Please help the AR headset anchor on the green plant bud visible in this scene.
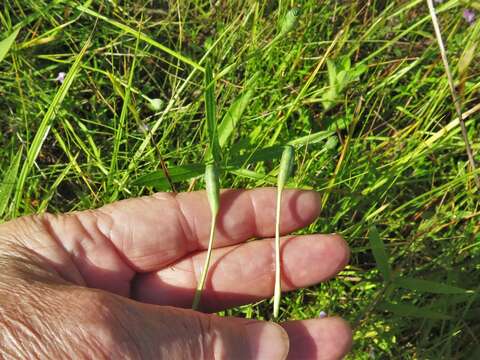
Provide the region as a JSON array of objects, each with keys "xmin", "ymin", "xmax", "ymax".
[
  {"xmin": 205, "ymin": 163, "xmax": 220, "ymax": 216},
  {"xmin": 279, "ymin": 8, "xmax": 301, "ymax": 35},
  {"xmin": 277, "ymin": 145, "xmax": 295, "ymax": 190}
]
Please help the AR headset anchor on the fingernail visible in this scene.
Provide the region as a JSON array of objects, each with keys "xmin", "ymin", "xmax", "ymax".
[{"xmin": 245, "ymin": 321, "xmax": 289, "ymax": 360}]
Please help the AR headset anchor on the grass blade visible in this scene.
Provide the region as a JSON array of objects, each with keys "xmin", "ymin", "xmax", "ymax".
[
  {"xmin": 269, "ymin": 29, "xmax": 344, "ymax": 145},
  {"xmin": 368, "ymin": 226, "xmax": 392, "ymax": 282},
  {"xmin": 0, "ymin": 27, "xmax": 20, "ymax": 64},
  {"xmin": 12, "ymin": 36, "xmax": 91, "ymax": 215},
  {"xmin": 109, "ymin": 23, "xmax": 141, "ymax": 193},
  {"xmin": 273, "ymin": 145, "xmax": 295, "ymax": 319},
  {"xmin": 76, "ymin": 5, "xmax": 203, "ymax": 71},
  {"xmin": 0, "ymin": 149, "xmax": 23, "ymax": 219}
]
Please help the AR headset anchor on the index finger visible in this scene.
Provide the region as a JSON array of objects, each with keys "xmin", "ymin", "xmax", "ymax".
[{"xmin": 94, "ymin": 188, "xmax": 320, "ymax": 271}]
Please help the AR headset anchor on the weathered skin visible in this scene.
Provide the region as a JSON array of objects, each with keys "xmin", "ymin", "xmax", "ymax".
[{"xmin": 0, "ymin": 189, "xmax": 352, "ymax": 359}]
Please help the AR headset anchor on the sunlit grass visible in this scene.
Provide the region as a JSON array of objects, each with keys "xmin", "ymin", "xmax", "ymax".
[{"xmin": 1, "ymin": 0, "xmax": 479, "ymax": 357}]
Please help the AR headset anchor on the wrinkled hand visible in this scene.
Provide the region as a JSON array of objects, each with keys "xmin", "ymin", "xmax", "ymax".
[{"xmin": 0, "ymin": 188, "xmax": 351, "ymax": 359}]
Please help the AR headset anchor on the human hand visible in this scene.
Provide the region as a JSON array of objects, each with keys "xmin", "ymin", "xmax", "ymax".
[{"xmin": 0, "ymin": 188, "xmax": 351, "ymax": 359}]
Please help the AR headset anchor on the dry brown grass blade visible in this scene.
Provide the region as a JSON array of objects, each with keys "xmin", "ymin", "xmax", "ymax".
[{"xmin": 426, "ymin": 0, "xmax": 480, "ymax": 189}]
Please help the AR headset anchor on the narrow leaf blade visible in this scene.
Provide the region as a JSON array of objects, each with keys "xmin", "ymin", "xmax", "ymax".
[{"xmin": 368, "ymin": 226, "xmax": 392, "ymax": 281}]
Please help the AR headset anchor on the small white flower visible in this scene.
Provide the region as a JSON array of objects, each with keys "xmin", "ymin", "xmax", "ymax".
[
  {"xmin": 319, "ymin": 311, "xmax": 327, "ymax": 318},
  {"xmin": 55, "ymin": 72, "xmax": 66, "ymax": 84}
]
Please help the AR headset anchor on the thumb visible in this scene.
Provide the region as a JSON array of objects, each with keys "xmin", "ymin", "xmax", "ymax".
[{"xmin": 127, "ymin": 301, "xmax": 289, "ymax": 359}]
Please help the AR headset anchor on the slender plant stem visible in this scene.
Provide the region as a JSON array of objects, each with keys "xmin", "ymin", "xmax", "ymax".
[
  {"xmin": 426, "ymin": 0, "xmax": 480, "ymax": 189},
  {"xmin": 273, "ymin": 145, "xmax": 294, "ymax": 319},
  {"xmin": 192, "ymin": 164, "xmax": 220, "ymax": 310},
  {"xmin": 192, "ymin": 216, "xmax": 217, "ymax": 310},
  {"xmin": 273, "ymin": 186, "xmax": 283, "ymax": 319}
]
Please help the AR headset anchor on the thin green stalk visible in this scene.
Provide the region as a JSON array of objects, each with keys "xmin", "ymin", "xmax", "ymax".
[
  {"xmin": 192, "ymin": 163, "xmax": 220, "ymax": 310},
  {"xmin": 273, "ymin": 145, "xmax": 295, "ymax": 319},
  {"xmin": 273, "ymin": 186, "xmax": 283, "ymax": 319}
]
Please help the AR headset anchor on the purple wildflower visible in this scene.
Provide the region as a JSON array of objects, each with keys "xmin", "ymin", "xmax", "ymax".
[
  {"xmin": 463, "ymin": 9, "xmax": 476, "ymax": 24},
  {"xmin": 55, "ymin": 72, "xmax": 66, "ymax": 84},
  {"xmin": 319, "ymin": 311, "xmax": 327, "ymax": 319}
]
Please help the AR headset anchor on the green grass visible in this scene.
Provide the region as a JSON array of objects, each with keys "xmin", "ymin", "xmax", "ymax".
[{"xmin": 1, "ymin": 0, "xmax": 480, "ymax": 358}]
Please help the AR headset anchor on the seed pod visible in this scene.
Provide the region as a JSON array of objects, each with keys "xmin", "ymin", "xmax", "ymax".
[
  {"xmin": 277, "ymin": 145, "xmax": 295, "ymax": 190},
  {"xmin": 279, "ymin": 8, "xmax": 301, "ymax": 36},
  {"xmin": 205, "ymin": 163, "xmax": 220, "ymax": 216}
]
